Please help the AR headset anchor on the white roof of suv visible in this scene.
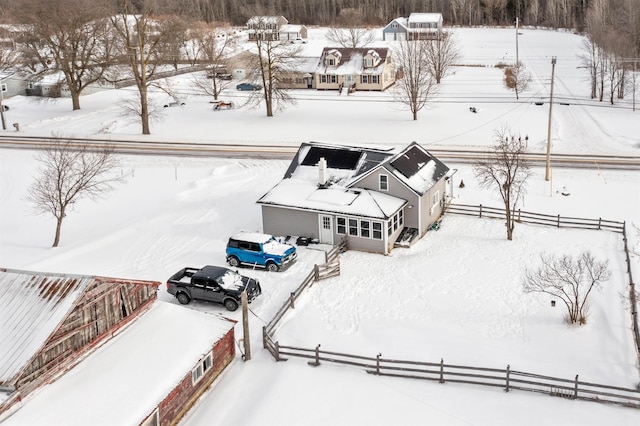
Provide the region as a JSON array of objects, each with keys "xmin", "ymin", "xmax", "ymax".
[{"xmin": 231, "ymin": 232, "xmax": 275, "ymax": 244}]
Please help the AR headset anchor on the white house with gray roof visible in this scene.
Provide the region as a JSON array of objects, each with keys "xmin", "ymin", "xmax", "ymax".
[
  {"xmin": 257, "ymin": 141, "xmax": 451, "ymax": 254},
  {"xmin": 383, "ymin": 13, "xmax": 443, "ymax": 41}
]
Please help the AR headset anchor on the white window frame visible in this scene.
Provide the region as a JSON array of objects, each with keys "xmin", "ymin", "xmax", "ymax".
[
  {"xmin": 348, "ymin": 218, "xmax": 358, "ymax": 236},
  {"xmin": 360, "ymin": 220, "xmax": 370, "ymax": 238},
  {"xmin": 372, "ymin": 75, "xmax": 379, "ymax": 84},
  {"xmin": 372, "ymin": 222, "xmax": 383, "ymax": 240},
  {"xmin": 379, "ymin": 174, "xmax": 388, "ymax": 191},
  {"xmin": 364, "ymin": 58, "xmax": 373, "ymax": 67},
  {"xmin": 320, "ymin": 75, "xmax": 327, "ymax": 83},
  {"xmin": 191, "ymin": 352, "xmax": 213, "ymax": 385},
  {"xmin": 328, "ymin": 58, "xmax": 335, "ymax": 66},
  {"xmin": 336, "ymin": 217, "xmax": 346, "ymax": 234},
  {"xmin": 432, "ymin": 190, "xmax": 440, "ymax": 206}
]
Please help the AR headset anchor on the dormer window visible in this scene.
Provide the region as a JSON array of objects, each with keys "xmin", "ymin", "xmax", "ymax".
[
  {"xmin": 328, "ymin": 58, "xmax": 335, "ymax": 66},
  {"xmin": 364, "ymin": 58, "xmax": 373, "ymax": 67}
]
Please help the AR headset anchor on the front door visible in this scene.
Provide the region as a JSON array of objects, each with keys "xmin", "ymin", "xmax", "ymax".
[
  {"xmin": 344, "ymin": 75, "xmax": 354, "ymax": 86},
  {"xmin": 319, "ymin": 215, "xmax": 334, "ymax": 244}
]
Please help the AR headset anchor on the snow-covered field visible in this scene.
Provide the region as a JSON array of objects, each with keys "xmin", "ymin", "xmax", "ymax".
[{"xmin": 0, "ymin": 27, "xmax": 639, "ymax": 425}]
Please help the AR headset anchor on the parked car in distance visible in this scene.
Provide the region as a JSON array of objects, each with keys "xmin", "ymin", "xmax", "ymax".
[
  {"xmin": 166, "ymin": 265, "xmax": 261, "ymax": 311},
  {"xmin": 226, "ymin": 232, "xmax": 297, "ymax": 272},
  {"xmin": 163, "ymin": 100, "xmax": 185, "ymax": 107},
  {"xmin": 236, "ymin": 82, "xmax": 262, "ymax": 91},
  {"xmin": 290, "ymin": 37, "xmax": 307, "ymax": 44}
]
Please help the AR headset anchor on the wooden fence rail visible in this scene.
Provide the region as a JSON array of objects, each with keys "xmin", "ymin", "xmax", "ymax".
[
  {"xmin": 445, "ymin": 203, "xmax": 625, "ymax": 233},
  {"xmin": 261, "ymin": 209, "xmax": 639, "ymax": 409},
  {"xmin": 263, "ymin": 342, "xmax": 640, "ymax": 408}
]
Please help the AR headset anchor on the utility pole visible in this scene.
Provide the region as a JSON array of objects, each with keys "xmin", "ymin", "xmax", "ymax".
[
  {"xmin": 241, "ymin": 290, "xmax": 251, "ymax": 361},
  {"xmin": 545, "ymin": 57, "xmax": 557, "ymax": 182},
  {"xmin": 515, "ymin": 17, "xmax": 519, "ymax": 66}
]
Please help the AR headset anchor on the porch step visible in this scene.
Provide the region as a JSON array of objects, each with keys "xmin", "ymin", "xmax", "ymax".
[{"xmin": 394, "ymin": 227, "xmax": 419, "ymax": 248}]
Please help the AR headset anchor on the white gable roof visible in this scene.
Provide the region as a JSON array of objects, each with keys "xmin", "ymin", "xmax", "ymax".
[{"xmin": 2, "ymin": 302, "xmax": 234, "ymax": 426}]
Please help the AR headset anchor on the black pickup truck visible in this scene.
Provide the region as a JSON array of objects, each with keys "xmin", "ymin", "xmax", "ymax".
[{"xmin": 166, "ymin": 265, "xmax": 261, "ymax": 311}]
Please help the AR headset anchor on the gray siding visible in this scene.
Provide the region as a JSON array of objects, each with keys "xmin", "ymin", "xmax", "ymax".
[
  {"xmin": 351, "ymin": 168, "xmax": 420, "ymax": 229},
  {"xmin": 419, "ymin": 178, "xmax": 447, "ymax": 236},
  {"xmin": 261, "ymin": 205, "xmax": 319, "ymax": 238}
]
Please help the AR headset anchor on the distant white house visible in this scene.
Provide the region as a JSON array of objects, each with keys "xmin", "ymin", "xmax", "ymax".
[
  {"xmin": 315, "ymin": 47, "xmax": 396, "ymax": 92},
  {"xmin": 383, "ymin": 13, "xmax": 444, "ymax": 41}
]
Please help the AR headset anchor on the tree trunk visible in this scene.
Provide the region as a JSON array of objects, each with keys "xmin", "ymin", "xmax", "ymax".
[
  {"xmin": 70, "ymin": 85, "xmax": 81, "ymax": 111},
  {"xmin": 266, "ymin": 99, "xmax": 273, "ymax": 117},
  {"xmin": 53, "ymin": 215, "xmax": 63, "ymax": 247},
  {"xmin": 140, "ymin": 86, "xmax": 150, "ymax": 135}
]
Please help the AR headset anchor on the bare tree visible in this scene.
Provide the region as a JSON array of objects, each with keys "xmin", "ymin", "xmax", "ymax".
[
  {"xmin": 17, "ymin": 0, "xmax": 113, "ymax": 111},
  {"xmin": 504, "ymin": 62, "xmax": 532, "ymax": 99},
  {"xmin": 325, "ymin": 8, "xmax": 375, "ymax": 48},
  {"xmin": 109, "ymin": 0, "xmax": 186, "ymax": 134},
  {"xmin": 523, "ymin": 252, "xmax": 611, "ymax": 325},
  {"xmin": 424, "ymin": 33, "xmax": 461, "ymax": 84},
  {"xmin": 246, "ymin": 19, "xmax": 303, "ymax": 117},
  {"xmin": 474, "ymin": 127, "xmax": 533, "ymax": 240},
  {"xmin": 190, "ymin": 22, "xmax": 237, "ymax": 101},
  {"xmin": 392, "ymin": 39, "xmax": 436, "ymax": 121},
  {"xmin": 26, "ymin": 139, "xmax": 121, "ymax": 247},
  {"xmin": 0, "ymin": 42, "xmax": 19, "ymax": 130}
]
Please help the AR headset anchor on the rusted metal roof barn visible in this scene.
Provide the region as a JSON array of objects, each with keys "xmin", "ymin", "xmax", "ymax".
[
  {"xmin": 1, "ymin": 301, "xmax": 237, "ymax": 426},
  {"xmin": 0, "ymin": 268, "xmax": 159, "ymax": 417}
]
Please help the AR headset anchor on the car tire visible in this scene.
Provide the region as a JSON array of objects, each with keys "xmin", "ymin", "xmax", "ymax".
[
  {"xmin": 228, "ymin": 256, "xmax": 240, "ymax": 267},
  {"xmin": 177, "ymin": 292, "xmax": 190, "ymax": 305},
  {"xmin": 267, "ymin": 261, "xmax": 280, "ymax": 272},
  {"xmin": 224, "ymin": 298, "xmax": 239, "ymax": 311}
]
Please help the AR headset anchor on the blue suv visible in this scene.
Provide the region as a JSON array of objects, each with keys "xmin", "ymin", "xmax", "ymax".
[{"xmin": 226, "ymin": 232, "xmax": 297, "ymax": 272}]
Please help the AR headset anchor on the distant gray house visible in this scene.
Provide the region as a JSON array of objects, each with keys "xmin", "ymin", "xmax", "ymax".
[
  {"xmin": 383, "ymin": 13, "xmax": 444, "ymax": 41},
  {"xmin": 257, "ymin": 141, "xmax": 451, "ymax": 254}
]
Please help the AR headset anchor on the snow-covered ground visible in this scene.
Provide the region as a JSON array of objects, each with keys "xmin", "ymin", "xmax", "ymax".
[{"xmin": 0, "ymin": 27, "xmax": 639, "ymax": 425}]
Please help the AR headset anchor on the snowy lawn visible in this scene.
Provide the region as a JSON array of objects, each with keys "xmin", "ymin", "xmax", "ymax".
[{"xmin": 0, "ymin": 26, "xmax": 639, "ymax": 426}]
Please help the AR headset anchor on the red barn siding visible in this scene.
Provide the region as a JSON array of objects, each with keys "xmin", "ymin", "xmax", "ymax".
[{"xmin": 153, "ymin": 328, "xmax": 236, "ymax": 426}]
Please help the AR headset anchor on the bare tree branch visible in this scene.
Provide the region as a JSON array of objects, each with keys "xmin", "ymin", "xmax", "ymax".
[
  {"xmin": 392, "ymin": 39, "xmax": 436, "ymax": 121},
  {"xmin": 26, "ymin": 138, "xmax": 122, "ymax": 247},
  {"xmin": 474, "ymin": 126, "xmax": 533, "ymax": 240},
  {"xmin": 523, "ymin": 251, "xmax": 611, "ymax": 324}
]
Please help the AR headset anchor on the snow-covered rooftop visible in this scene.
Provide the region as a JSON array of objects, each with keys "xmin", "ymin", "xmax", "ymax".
[
  {"xmin": 0, "ymin": 269, "xmax": 92, "ymax": 384},
  {"xmin": 258, "ymin": 177, "xmax": 406, "ymax": 219},
  {"xmin": 408, "ymin": 13, "xmax": 443, "ymax": 24},
  {"xmin": 2, "ymin": 301, "xmax": 235, "ymax": 426}
]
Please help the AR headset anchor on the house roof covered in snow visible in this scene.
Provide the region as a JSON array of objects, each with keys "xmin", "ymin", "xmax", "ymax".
[
  {"xmin": 316, "ymin": 47, "xmax": 390, "ymax": 76},
  {"xmin": 280, "ymin": 24, "xmax": 305, "ymax": 33},
  {"xmin": 258, "ymin": 142, "xmax": 408, "ymax": 219},
  {"xmin": 382, "ymin": 142, "xmax": 450, "ymax": 195},
  {"xmin": 408, "ymin": 13, "xmax": 443, "ymax": 24},
  {"xmin": 247, "ymin": 15, "xmax": 287, "ymax": 26},
  {"xmin": 1, "ymin": 301, "xmax": 235, "ymax": 426},
  {"xmin": 257, "ymin": 178, "xmax": 406, "ymax": 219}
]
